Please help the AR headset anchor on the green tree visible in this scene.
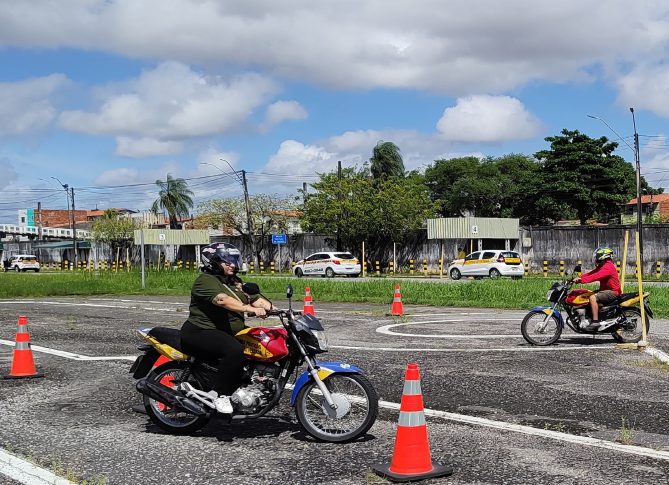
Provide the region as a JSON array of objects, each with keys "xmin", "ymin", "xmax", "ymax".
[
  {"xmin": 195, "ymin": 194, "xmax": 298, "ymax": 263},
  {"xmin": 370, "ymin": 141, "xmax": 405, "ymax": 180},
  {"xmin": 91, "ymin": 212, "xmax": 137, "ymax": 260},
  {"xmin": 151, "ymin": 174, "xmax": 194, "ymax": 229},
  {"xmin": 424, "ymin": 155, "xmax": 540, "ymax": 220},
  {"xmin": 534, "ymin": 129, "xmax": 638, "ymax": 224},
  {"xmin": 301, "ymin": 167, "xmax": 436, "ymax": 258}
]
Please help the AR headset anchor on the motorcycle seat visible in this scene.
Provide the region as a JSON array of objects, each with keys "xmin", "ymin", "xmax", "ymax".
[
  {"xmin": 148, "ymin": 327, "xmax": 183, "ymax": 352},
  {"xmin": 615, "ymin": 293, "xmax": 640, "ymax": 304}
]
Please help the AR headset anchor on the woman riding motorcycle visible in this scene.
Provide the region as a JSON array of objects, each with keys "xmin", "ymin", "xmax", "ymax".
[
  {"xmin": 572, "ymin": 246, "xmax": 621, "ymax": 330},
  {"xmin": 180, "ymin": 243, "xmax": 273, "ymax": 414}
]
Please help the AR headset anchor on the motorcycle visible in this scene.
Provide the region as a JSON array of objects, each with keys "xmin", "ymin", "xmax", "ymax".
[
  {"xmin": 521, "ymin": 266, "xmax": 651, "ymax": 346},
  {"xmin": 130, "ymin": 283, "xmax": 378, "ymax": 442}
]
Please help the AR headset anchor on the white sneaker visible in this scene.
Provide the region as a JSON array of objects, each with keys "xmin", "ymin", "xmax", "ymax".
[{"xmin": 214, "ymin": 395, "xmax": 233, "ymax": 414}]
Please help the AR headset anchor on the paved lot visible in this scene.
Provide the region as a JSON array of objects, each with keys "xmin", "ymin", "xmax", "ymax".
[{"xmin": 1, "ymin": 296, "xmax": 669, "ymax": 484}]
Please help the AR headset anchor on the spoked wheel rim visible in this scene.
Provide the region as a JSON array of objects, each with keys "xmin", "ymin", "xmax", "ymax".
[
  {"xmin": 614, "ymin": 308, "xmax": 646, "ymax": 342},
  {"xmin": 522, "ymin": 312, "xmax": 560, "ymax": 345},
  {"xmin": 146, "ymin": 367, "xmax": 202, "ymax": 429},
  {"xmin": 298, "ymin": 375, "xmax": 371, "ymax": 439}
]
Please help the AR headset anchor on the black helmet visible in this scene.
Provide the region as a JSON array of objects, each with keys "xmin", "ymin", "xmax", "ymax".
[{"xmin": 201, "ymin": 242, "xmax": 242, "ymax": 274}]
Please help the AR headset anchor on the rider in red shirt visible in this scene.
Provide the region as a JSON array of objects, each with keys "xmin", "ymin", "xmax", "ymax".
[{"xmin": 572, "ymin": 247, "xmax": 621, "ymax": 330}]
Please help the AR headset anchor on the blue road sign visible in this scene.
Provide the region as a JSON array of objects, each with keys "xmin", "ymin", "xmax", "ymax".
[{"xmin": 272, "ymin": 233, "xmax": 287, "ymax": 244}]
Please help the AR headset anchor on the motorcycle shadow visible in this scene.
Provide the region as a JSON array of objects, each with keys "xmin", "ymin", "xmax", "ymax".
[{"xmin": 554, "ymin": 335, "xmax": 616, "ymax": 345}]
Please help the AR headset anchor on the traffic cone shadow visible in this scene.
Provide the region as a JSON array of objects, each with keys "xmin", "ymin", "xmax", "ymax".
[
  {"xmin": 3, "ymin": 315, "xmax": 44, "ymax": 379},
  {"xmin": 390, "ymin": 284, "xmax": 404, "ymax": 316},
  {"xmin": 373, "ymin": 363, "xmax": 453, "ymax": 482},
  {"xmin": 303, "ymin": 287, "xmax": 315, "ymax": 315}
]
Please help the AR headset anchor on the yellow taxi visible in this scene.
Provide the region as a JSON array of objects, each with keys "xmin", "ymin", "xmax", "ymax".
[{"xmin": 448, "ymin": 250, "xmax": 522, "ymax": 280}]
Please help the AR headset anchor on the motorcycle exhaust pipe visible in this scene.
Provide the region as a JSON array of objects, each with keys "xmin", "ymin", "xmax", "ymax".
[{"xmin": 136, "ymin": 378, "xmax": 208, "ymax": 416}]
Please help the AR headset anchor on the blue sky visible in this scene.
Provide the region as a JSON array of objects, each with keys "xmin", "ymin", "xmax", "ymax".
[{"xmin": 2, "ymin": 0, "xmax": 669, "ymax": 223}]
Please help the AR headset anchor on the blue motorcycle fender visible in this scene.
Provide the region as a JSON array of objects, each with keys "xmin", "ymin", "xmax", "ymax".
[
  {"xmin": 529, "ymin": 306, "xmax": 564, "ymax": 326},
  {"xmin": 290, "ymin": 361, "xmax": 362, "ymax": 406}
]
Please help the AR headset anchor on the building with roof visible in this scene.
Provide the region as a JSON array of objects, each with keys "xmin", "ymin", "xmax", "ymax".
[{"xmin": 621, "ymin": 194, "xmax": 669, "ymax": 223}]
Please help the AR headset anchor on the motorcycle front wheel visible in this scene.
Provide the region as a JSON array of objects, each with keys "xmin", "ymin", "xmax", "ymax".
[
  {"xmin": 295, "ymin": 373, "xmax": 378, "ymax": 443},
  {"xmin": 612, "ymin": 308, "xmax": 650, "ymax": 343},
  {"xmin": 521, "ymin": 311, "xmax": 562, "ymax": 346},
  {"xmin": 143, "ymin": 361, "xmax": 210, "ymax": 435}
]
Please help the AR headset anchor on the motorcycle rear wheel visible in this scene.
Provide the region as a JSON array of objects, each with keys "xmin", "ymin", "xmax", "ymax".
[
  {"xmin": 611, "ymin": 308, "xmax": 650, "ymax": 343},
  {"xmin": 521, "ymin": 311, "xmax": 562, "ymax": 346},
  {"xmin": 143, "ymin": 361, "xmax": 210, "ymax": 435},
  {"xmin": 295, "ymin": 373, "xmax": 378, "ymax": 443}
]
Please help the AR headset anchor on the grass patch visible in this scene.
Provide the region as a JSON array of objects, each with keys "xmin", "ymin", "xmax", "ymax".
[
  {"xmin": 626, "ymin": 358, "xmax": 669, "ymax": 373},
  {"xmin": 619, "ymin": 416, "xmax": 635, "ymax": 445},
  {"xmin": 1, "ymin": 271, "xmax": 669, "ymax": 317}
]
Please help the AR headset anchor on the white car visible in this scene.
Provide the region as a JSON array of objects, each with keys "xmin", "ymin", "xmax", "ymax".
[
  {"xmin": 9, "ymin": 255, "xmax": 41, "ymax": 272},
  {"xmin": 294, "ymin": 252, "xmax": 361, "ymax": 278},
  {"xmin": 448, "ymin": 250, "xmax": 523, "ymax": 280}
]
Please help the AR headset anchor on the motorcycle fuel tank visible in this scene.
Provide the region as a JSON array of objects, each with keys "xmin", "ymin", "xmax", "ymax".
[{"xmin": 235, "ymin": 327, "xmax": 289, "ymax": 362}]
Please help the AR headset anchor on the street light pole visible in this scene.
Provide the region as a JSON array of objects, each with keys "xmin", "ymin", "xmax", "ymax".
[{"xmin": 587, "ymin": 114, "xmax": 642, "ymax": 264}]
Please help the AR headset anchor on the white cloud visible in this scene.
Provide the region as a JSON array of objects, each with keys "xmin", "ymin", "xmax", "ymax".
[
  {"xmin": 617, "ymin": 65, "xmax": 669, "ymax": 118},
  {"xmin": 0, "ymin": 74, "xmax": 70, "ymax": 135},
  {"xmin": 262, "ymin": 100, "xmax": 308, "ymax": 130},
  {"xmin": 59, "ymin": 61, "xmax": 277, "ymax": 139},
  {"xmin": 115, "ymin": 137, "xmax": 183, "ymax": 158},
  {"xmin": 437, "ymin": 95, "xmax": 543, "ymax": 143},
  {"xmin": 2, "ymin": 1, "xmax": 668, "ymax": 93},
  {"xmin": 265, "ymin": 140, "xmax": 337, "ymax": 175}
]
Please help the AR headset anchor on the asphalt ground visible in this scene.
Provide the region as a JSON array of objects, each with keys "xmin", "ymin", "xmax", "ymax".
[{"xmin": 0, "ymin": 296, "xmax": 668, "ymax": 485}]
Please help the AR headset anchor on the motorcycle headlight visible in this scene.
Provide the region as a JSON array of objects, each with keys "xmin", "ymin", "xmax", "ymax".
[
  {"xmin": 546, "ymin": 289, "xmax": 553, "ymax": 301},
  {"xmin": 312, "ymin": 329, "xmax": 329, "ymax": 352}
]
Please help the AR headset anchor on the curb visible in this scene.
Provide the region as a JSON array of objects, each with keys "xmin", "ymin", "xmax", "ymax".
[{"xmin": 645, "ymin": 347, "xmax": 669, "ymax": 365}]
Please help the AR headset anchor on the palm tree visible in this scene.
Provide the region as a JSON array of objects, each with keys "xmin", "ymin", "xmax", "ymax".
[
  {"xmin": 370, "ymin": 141, "xmax": 405, "ymax": 180},
  {"xmin": 151, "ymin": 174, "xmax": 194, "ymax": 229}
]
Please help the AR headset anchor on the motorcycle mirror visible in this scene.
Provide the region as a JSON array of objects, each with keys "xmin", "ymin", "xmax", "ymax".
[
  {"xmin": 286, "ymin": 284, "xmax": 293, "ymax": 299},
  {"xmin": 573, "ymin": 264, "xmax": 582, "ymax": 273},
  {"xmin": 242, "ymin": 282, "xmax": 260, "ymax": 295}
]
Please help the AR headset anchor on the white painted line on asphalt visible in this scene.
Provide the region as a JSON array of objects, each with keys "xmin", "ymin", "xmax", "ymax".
[
  {"xmin": 332, "ymin": 344, "xmax": 615, "ymax": 352},
  {"xmin": 377, "ymin": 319, "xmax": 521, "ymax": 339},
  {"xmin": 0, "ymin": 447, "xmax": 75, "ymax": 485},
  {"xmin": 0, "ymin": 300, "xmax": 182, "ymax": 312},
  {"xmin": 646, "ymin": 347, "xmax": 669, "ymax": 365},
  {"xmin": 379, "ymin": 400, "xmax": 669, "ymax": 462},
  {"xmin": 0, "ymin": 340, "xmax": 136, "ymax": 361}
]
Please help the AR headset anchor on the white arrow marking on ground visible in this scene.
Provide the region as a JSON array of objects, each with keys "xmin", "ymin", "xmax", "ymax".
[{"xmin": 0, "ymin": 340, "xmax": 136, "ymax": 361}]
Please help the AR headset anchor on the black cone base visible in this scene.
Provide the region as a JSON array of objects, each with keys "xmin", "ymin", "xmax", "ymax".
[{"xmin": 372, "ymin": 462, "xmax": 453, "ymax": 483}]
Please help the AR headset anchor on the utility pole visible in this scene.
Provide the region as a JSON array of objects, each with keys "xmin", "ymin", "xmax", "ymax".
[
  {"xmin": 241, "ymin": 169, "xmax": 256, "ymax": 266},
  {"xmin": 37, "ymin": 202, "xmax": 42, "ymax": 240},
  {"xmin": 70, "ymin": 186, "xmax": 78, "ymax": 269},
  {"xmin": 630, "ymin": 107, "xmax": 643, "ymax": 267},
  {"xmin": 336, "ymin": 160, "xmax": 342, "ymax": 251}
]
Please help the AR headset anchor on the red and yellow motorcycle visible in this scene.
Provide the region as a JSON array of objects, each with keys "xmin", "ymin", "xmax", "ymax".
[
  {"xmin": 131, "ymin": 284, "xmax": 378, "ymax": 442},
  {"xmin": 521, "ymin": 270, "xmax": 651, "ymax": 346}
]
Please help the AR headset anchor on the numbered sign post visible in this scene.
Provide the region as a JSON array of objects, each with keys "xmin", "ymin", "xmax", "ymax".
[{"xmin": 272, "ymin": 233, "xmax": 288, "ymax": 273}]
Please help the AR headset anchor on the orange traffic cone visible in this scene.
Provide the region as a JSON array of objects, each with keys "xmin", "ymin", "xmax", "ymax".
[
  {"xmin": 3, "ymin": 316, "xmax": 44, "ymax": 379},
  {"xmin": 303, "ymin": 287, "xmax": 315, "ymax": 315},
  {"xmin": 390, "ymin": 284, "xmax": 404, "ymax": 316},
  {"xmin": 373, "ymin": 363, "xmax": 452, "ymax": 482}
]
